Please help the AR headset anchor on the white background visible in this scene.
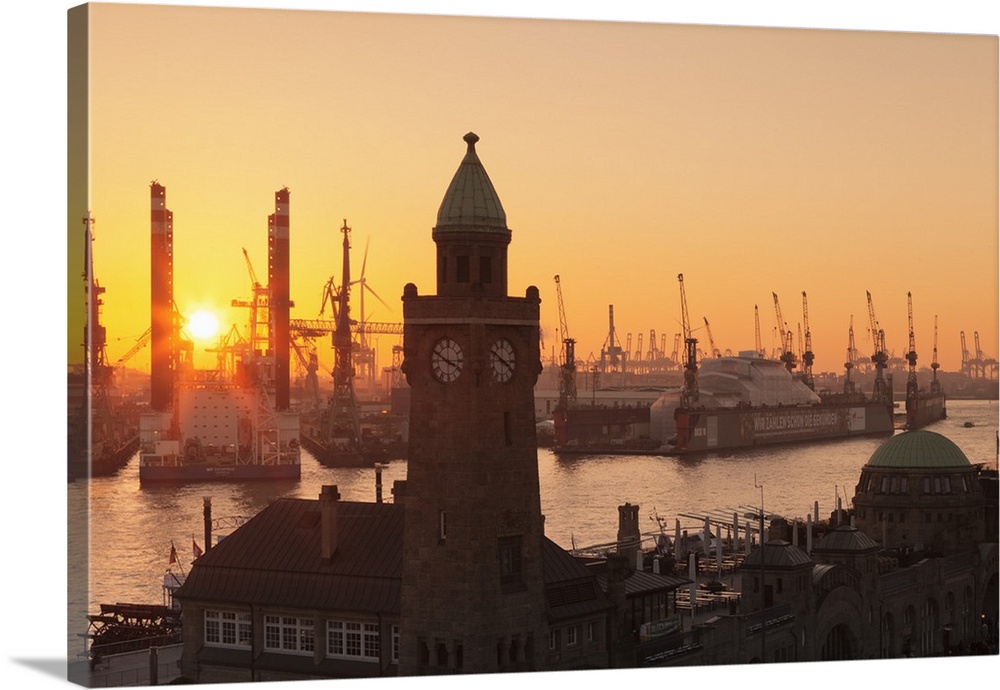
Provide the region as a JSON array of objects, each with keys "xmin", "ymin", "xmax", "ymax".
[{"xmin": 2, "ymin": 1, "xmax": 997, "ymax": 689}]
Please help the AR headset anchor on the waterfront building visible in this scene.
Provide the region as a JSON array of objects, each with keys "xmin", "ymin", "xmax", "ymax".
[
  {"xmin": 172, "ymin": 132, "xmax": 998, "ymax": 682},
  {"xmin": 652, "ymin": 430, "xmax": 998, "ymax": 666}
]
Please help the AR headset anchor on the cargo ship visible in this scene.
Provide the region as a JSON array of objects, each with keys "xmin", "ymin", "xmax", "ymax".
[
  {"xmin": 655, "ymin": 355, "xmax": 895, "ymax": 453},
  {"xmin": 553, "ymin": 354, "xmax": 895, "ymax": 455},
  {"xmin": 139, "ymin": 372, "xmax": 301, "ymax": 482}
]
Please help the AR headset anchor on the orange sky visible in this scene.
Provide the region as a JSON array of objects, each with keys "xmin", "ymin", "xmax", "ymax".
[{"xmin": 70, "ymin": 2, "xmax": 998, "ymax": 377}]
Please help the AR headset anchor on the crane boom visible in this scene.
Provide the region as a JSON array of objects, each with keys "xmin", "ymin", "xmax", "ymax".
[
  {"xmin": 703, "ymin": 317, "xmax": 720, "ymax": 358},
  {"xmin": 866, "ymin": 291, "xmax": 891, "ymax": 404},
  {"xmin": 772, "ymin": 292, "xmax": 796, "ymax": 372},
  {"xmin": 754, "ymin": 305, "xmax": 764, "ymax": 358},
  {"xmin": 906, "ymin": 292, "xmax": 918, "ymax": 400},
  {"xmin": 930, "ymin": 315, "xmax": 941, "ymax": 393},
  {"xmin": 801, "ymin": 291, "xmax": 814, "ymax": 389},
  {"xmin": 678, "ymin": 274, "xmax": 698, "ymax": 399},
  {"xmin": 553, "ymin": 275, "xmax": 577, "ymax": 408}
]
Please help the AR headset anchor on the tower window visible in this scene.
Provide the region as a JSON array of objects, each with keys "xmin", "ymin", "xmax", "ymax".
[
  {"xmin": 480, "ymin": 255, "xmax": 492, "ymax": 283},
  {"xmin": 439, "ymin": 510, "xmax": 447, "ymax": 542},
  {"xmin": 456, "ymin": 255, "xmax": 470, "ymax": 283},
  {"xmin": 499, "ymin": 535, "xmax": 524, "ymax": 591},
  {"xmin": 439, "ymin": 255, "xmax": 447, "ymax": 284},
  {"xmin": 504, "ymin": 412, "xmax": 513, "ymax": 446}
]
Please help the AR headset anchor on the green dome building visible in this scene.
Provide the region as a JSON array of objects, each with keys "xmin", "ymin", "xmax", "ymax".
[{"xmin": 853, "ymin": 430, "xmax": 986, "ymax": 554}]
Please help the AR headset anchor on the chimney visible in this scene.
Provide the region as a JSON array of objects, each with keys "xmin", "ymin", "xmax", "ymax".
[
  {"xmin": 203, "ymin": 496, "xmax": 212, "ymax": 553},
  {"xmin": 320, "ymin": 485, "xmax": 341, "ymax": 561},
  {"xmin": 616, "ymin": 503, "xmax": 641, "ymax": 567},
  {"xmin": 392, "ymin": 480, "xmax": 406, "ymax": 507}
]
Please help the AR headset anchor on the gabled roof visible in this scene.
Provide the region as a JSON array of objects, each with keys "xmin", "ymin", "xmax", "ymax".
[
  {"xmin": 740, "ymin": 540, "xmax": 813, "ymax": 569},
  {"xmin": 175, "ymin": 498, "xmax": 404, "ymax": 614},
  {"xmin": 594, "ymin": 568, "xmax": 691, "ymax": 598},
  {"xmin": 176, "ymin": 495, "xmax": 610, "ymax": 620},
  {"xmin": 435, "ymin": 132, "xmax": 508, "ymax": 232}
]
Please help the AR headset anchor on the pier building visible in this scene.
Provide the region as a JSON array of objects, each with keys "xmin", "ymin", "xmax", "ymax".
[{"xmin": 170, "ymin": 134, "xmax": 998, "ymax": 683}]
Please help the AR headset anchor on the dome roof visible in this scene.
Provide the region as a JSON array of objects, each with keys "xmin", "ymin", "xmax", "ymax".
[
  {"xmin": 813, "ymin": 525, "xmax": 879, "ymax": 553},
  {"xmin": 435, "ymin": 132, "xmax": 508, "ymax": 232},
  {"xmin": 866, "ymin": 430, "xmax": 971, "ymax": 470}
]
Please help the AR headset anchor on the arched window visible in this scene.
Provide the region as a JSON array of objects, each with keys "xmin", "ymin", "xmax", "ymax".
[{"xmin": 882, "ymin": 612, "xmax": 895, "ymax": 658}]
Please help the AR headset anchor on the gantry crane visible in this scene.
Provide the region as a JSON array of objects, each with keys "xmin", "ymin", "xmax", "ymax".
[
  {"xmin": 866, "ymin": 291, "xmax": 891, "ymax": 404},
  {"xmin": 553, "ymin": 275, "xmax": 577, "ymax": 410},
  {"xmin": 960, "ymin": 331, "xmax": 971, "ymax": 377},
  {"xmin": 678, "ymin": 274, "xmax": 698, "ymax": 400},
  {"xmin": 974, "ymin": 332, "xmax": 986, "ymax": 379},
  {"xmin": 772, "ymin": 292, "xmax": 796, "ymax": 373},
  {"xmin": 801, "ymin": 292, "xmax": 814, "ymax": 390}
]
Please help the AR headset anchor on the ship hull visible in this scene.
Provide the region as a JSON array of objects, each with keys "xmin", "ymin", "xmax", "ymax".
[
  {"xmin": 905, "ymin": 391, "xmax": 947, "ymax": 430},
  {"xmin": 673, "ymin": 401, "xmax": 894, "ymax": 453},
  {"xmin": 139, "ymin": 461, "xmax": 300, "ymax": 482}
]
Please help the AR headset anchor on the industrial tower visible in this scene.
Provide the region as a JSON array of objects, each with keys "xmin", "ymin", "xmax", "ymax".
[{"xmin": 149, "ymin": 182, "xmax": 176, "ymax": 412}]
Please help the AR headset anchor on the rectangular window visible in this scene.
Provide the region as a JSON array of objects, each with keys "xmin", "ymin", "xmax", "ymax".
[
  {"xmin": 264, "ymin": 615, "xmax": 313, "ymax": 655},
  {"xmin": 480, "ymin": 255, "xmax": 492, "ymax": 283},
  {"xmin": 566, "ymin": 626, "xmax": 578, "ymax": 646},
  {"xmin": 587, "ymin": 622, "xmax": 594, "ymax": 643},
  {"xmin": 504, "ymin": 412, "xmax": 513, "ymax": 446},
  {"xmin": 439, "ymin": 510, "xmax": 447, "ymax": 541},
  {"xmin": 204, "ymin": 610, "xmax": 251, "ymax": 649},
  {"xmin": 439, "ymin": 255, "xmax": 447, "ymax": 284},
  {"xmin": 499, "ymin": 536, "xmax": 524, "ymax": 590},
  {"xmin": 549, "ymin": 630, "xmax": 558, "ymax": 651},
  {"xmin": 392, "ymin": 625, "xmax": 400, "ymax": 663},
  {"xmin": 456, "ymin": 256, "xmax": 470, "ymax": 283},
  {"xmin": 327, "ymin": 620, "xmax": 380, "ymax": 662}
]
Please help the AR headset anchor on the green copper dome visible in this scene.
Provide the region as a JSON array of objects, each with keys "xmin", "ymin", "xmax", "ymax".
[
  {"xmin": 435, "ymin": 132, "xmax": 508, "ymax": 232},
  {"xmin": 866, "ymin": 430, "xmax": 971, "ymax": 469}
]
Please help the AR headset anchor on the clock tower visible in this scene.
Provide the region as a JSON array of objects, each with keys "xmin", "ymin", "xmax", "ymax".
[{"xmin": 399, "ymin": 133, "xmax": 548, "ymax": 675}]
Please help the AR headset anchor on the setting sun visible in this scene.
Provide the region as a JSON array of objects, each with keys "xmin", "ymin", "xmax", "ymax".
[{"xmin": 185, "ymin": 309, "xmax": 220, "ymax": 341}]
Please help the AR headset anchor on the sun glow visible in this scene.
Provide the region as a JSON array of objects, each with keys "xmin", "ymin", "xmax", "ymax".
[{"xmin": 186, "ymin": 309, "xmax": 220, "ymax": 341}]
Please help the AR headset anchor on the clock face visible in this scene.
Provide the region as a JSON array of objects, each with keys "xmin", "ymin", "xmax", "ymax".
[
  {"xmin": 490, "ymin": 338, "xmax": 516, "ymax": 383},
  {"xmin": 431, "ymin": 338, "xmax": 464, "ymax": 383}
]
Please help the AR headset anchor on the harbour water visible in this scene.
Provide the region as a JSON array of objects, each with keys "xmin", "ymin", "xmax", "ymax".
[{"xmin": 68, "ymin": 399, "xmax": 998, "ymax": 657}]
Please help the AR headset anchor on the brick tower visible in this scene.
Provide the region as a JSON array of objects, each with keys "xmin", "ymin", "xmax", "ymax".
[{"xmin": 399, "ymin": 133, "xmax": 548, "ymax": 675}]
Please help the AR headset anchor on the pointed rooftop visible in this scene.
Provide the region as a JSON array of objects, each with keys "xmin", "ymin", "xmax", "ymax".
[{"xmin": 435, "ymin": 132, "xmax": 508, "ymax": 233}]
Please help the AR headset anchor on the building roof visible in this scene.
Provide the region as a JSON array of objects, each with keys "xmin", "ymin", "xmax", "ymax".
[
  {"xmin": 866, "ymin": 430, "xmax": 971, "ymax": 470},
  {"xmin": 739, "ymin": 540, "xmax": 813, "ymax": 569},
  {"xmin": 435, "ymin": 132, "xmax": 508, "ymax": 232},
  {"xmin": 175, "ymin": 498, "xmax": 404, "ymax": 613},
  {"xmin": 593, "ymin": 568, "xmax": 691, "ymax": 597},
  {"xmin": 177, "ymin": 494, "xmax": 611, "ymax": 621},
  {"xmin": 813, "ymin": 525, "xmax": 880, "ymax": 554}
]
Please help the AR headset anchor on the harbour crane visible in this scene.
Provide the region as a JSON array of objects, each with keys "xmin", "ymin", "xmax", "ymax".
[
  {"xmin": 960, "ymin": 331, "xmax": 971, "ymax": 377},
  {"xmin": 703, "ymin": 317, "xmax": 721, "ymax": 358},
  {"xmin": 801, "ymin": 292, "xmax": 815, "ymax": 390},
  {"xmin": 678, "ymin": 274, "xmax": 698, "ymax": 400},
  {"xmin": 553, "ymin": 275, "xmax": 577, "ymax": 409},
  {"xmin": 754, "ymin": 305, "xmax": 765, "ymax": 359},
  {"xmin": 905, "ymin": 292, "xmax": 918, "ymax": 401},
  {"xmin": 974, "ymin": 332, "xmax": 986, "ymax": 379},
  {"xmin": 866, "ymin": 291, "xmax": 891, "ymax": 404},
  {"xmin": 772, "ymin": 292, "xmax": 796, "ymax": 373},
  {"xmin": 930, "ymin": 316, "xmax": 941, "ymax": 394},
  {"xmin": 844, "ymin": 316, "xmax": 858, "ymax": 395},
  {"xmin": 600, "ymin": 305, "xmax": 626, "ymax": 375}
]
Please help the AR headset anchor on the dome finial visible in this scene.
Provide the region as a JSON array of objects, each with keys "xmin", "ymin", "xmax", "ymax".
[{"xmin": 464, "ymin": 132, "xmax": 479, "ymax": 150}]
